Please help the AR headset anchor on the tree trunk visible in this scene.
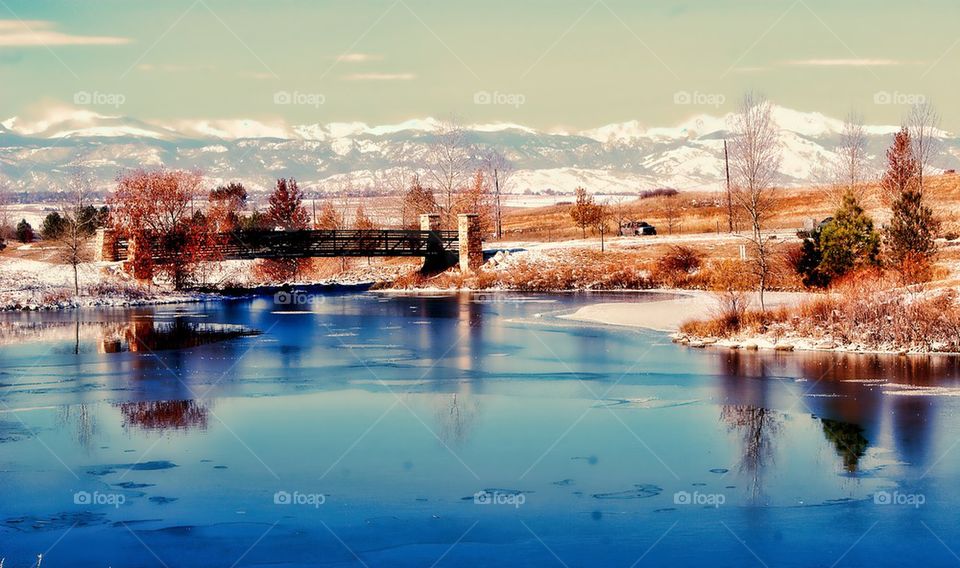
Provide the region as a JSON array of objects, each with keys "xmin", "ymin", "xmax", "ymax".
[
  {"xmin": 724, "ymin": 139, "xmax": 734, "ymax": 232},
  {"xmin": 494, "ymin": 171, "xmax": 503, "ymax": 240}
]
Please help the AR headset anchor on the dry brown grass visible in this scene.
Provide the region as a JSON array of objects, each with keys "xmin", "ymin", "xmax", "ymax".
[
  {"xmin": 390, "ymin": 242, "xmax": 811, "ymax": 294},
  {"xmin": 680, "ymin": 268, "xmax": 960, "ymax": 352},
  {"xmin": 500, "ymin": 173, "xmax": 960, "ymax": 242},
  {"xmin": 391, "ymin": 249, "xmax": 654, "ymax": 291}
]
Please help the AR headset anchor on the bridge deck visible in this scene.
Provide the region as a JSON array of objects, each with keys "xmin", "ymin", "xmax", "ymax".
[{"xmin": 117, "ymin": 229, "xmax": 459, "ymax": 262}]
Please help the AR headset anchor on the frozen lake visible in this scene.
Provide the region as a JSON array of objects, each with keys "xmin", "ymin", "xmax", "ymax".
[{"xmin": 1, "ymin": 291, "xmax": 959, "ymax": 567}]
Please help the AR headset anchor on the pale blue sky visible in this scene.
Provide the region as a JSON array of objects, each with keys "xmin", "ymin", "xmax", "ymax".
[{"xmin": 1, "ymin": 0, "xmax": 958, "ymax": 130}]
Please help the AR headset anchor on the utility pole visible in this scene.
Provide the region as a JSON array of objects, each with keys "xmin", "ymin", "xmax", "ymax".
[
  {"xmin": 493, "ymin": 167, "xmax": 502, "ymax": 240},
  {"xmin": 724, "ymin": 139, "xmax": 734, "ymax": 233}
]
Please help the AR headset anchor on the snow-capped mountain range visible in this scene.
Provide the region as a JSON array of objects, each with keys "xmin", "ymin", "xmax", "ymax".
[{"xmin": 1, "ymin": 105, "xmax": 957, "ymax": 199}]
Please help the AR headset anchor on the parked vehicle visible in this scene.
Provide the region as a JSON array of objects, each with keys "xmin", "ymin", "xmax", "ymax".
[{"xmin": 620, "ymin": 220, "xmax": 657, "ymax": 236}]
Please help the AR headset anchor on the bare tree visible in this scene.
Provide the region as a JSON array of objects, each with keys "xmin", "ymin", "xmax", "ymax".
[
  {"xmin": 610, "ymin": 195, "xmax": 631, "ymax": 236},
  {"xmin": 907, "ymin": 101, "xmax": 941, "ymax": 194},
  {"xmin": 383, "ymin": 167, "xmax": 410, "ymax": 198},
  {"xmin": 662, "ymin": 194, "xmax": 681, "ymax": 234},
  {"xmin": 729, "ymin": 92, "xmax": 782, "ymax": 311},
  {"xmin": 427, "ymin": 118, "xmax": 473, "ymax": 228},
  {"xmin": 832, "ymin": 111, "xmax": 869, "ymax": 204},
  {"xmin": 375, "ymin": 145, "xmax": 423, "ymax": 227},
  {"xmin": 400, "ymin": 174, "xmax": 438, "ymax": 229},
  {"xmin": 0, "ymin": 178, "xmax": 12, "ymax": 240},
  {"xmin": 595, "ymin": 201, "xmax": 611, "ymax": 252},
  {"xmin": 724, "ymin": 139, "xmax": 734, "ymax": 232},
  {"xmin": 481, "ymin": 149, "xmax": 514, "ymax": 239},
  {"xmin": 59, "ymin": 170, "xmax": 96, "ymax": 295},
  {"xmin": 456, "ymin": 170, "xmax": 495, "ymax": 235}
]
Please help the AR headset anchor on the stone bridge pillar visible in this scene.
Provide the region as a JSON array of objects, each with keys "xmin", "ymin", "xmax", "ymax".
[
  {"xmin": 94, "ymin": 228, "xmax": 119, "ymax": 262},
  {"xmin": 458, "ymin": 214, "xmax": 483, "ymax": 273},
  {"xmin": 420, "ymin": 213, "xmax": 441, "ymax": 233},
  {"xmin": 419, "ymin": 213, "xmax": 448, "ymax": 273}
]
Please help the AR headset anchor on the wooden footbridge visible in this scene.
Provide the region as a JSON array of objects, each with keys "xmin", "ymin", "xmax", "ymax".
[{"xmin": 96, "ymin": 213, "xmax": 483, "ymax": 277}]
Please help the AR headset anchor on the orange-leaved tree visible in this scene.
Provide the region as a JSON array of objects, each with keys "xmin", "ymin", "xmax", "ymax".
[
  {"xmin": 208, "ymin": 182, "xmax": 247, "ymax": 233},
  {"xmin": 266, "ymin": 178, "xmax": 310, "ymax": 230},
  {"xmin": 109, "ymin": 168, "xmax": 215, "ymax": 289},
  {"xmin": 254, "ymin": 178, "xmax": 311, "ymax": 283}
]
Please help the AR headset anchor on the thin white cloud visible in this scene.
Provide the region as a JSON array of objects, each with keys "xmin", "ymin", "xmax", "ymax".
[
  {"xmin": 784, "ymin": 58, "xmax": 907, "ymax": 67},
  {"xmin": 0, "ymin": 20, "xmax": 129, "ymax": 47},
  {"xmin": 343, "ymin": 72, "xmax": 415, "ymax": 81},
  {"xmin": 336, "ymin": 53, "xmax": 382, "ymax": 63},
  {"xmin": 167, "ymin": 118, "xmax": 290, "ymax": 140},
  {"xmin": 137, "ymin": 63, "xmax": 214, "ymax": 73},
  {"xmin": 239, "ymin": 71, "xmax": 274, "ymax": 80}
]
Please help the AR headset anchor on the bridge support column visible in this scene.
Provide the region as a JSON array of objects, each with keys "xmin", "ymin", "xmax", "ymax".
[
  {"xmin": 94, "ymin": 228, "xmax": 119, "ymax": 262},
  {"xmin": 458, "ymin": 214, "xmax": 483, "ymax": 273},
  {"xmin": 419, "ymin": 213, "xmax": 450, "ymax": 273},
  {"xmin": 420, "ymin": 214, "xmax": 441, "ymax": 233}
]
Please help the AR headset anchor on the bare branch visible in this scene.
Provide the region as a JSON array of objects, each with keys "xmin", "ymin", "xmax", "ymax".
[
  {"xmin": 728, "ymin": 92, "xmax": 783, "ymax": 311},
  {"xmin": 907, "ymin": 100, "xmax": 942, "ymax": 194}
]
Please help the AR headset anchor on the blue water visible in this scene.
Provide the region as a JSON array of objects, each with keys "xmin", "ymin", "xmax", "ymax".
[{"xmin": 1, "ymin": 291, "xmax": 960, "ymax": 567}]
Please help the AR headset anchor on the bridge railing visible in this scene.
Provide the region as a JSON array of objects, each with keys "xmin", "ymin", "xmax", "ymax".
[{"xmin": 114, "ymin": 229, "xmax": 459, "ymax": 262}]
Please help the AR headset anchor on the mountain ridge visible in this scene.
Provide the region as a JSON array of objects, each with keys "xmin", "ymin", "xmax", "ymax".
[{"xmin": 0, "ymin": 105, "xmax": 956, "ymax": 197}]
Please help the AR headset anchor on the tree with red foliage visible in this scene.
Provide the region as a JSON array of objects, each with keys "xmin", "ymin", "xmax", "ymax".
[
  {"xmin": 353, "ymin": 202, "xmax": 377, "ymax": 265},
  {"xmin": 879, "ymin": 127, "xmax": 920, "ymax": 205},
  {"xmin": 255, "ymin": 178, "xmax": 310, "ymax": 283},
  {"xmin": 570, "ymin": 187, "xmax": 600, "ymax": 239},
  {"xmin": 266, "ymin": 178, "xmax": 309, "ymax": 230},
  {"xmin": 109, "ymin": 168, "xmax": 215, "ymax": 289},
  {"xmin": 314, "ymin": 201, "xmax": 343, "ymax": 230},
  {"xmin": 208, "ymin": 182, "xmax": 247, "ymax": 232},
  {"xmin": 882, "ymin": 128, "xmax": 939, "ymax": 277},
  {"xmin": 353, "ymin": 203, "xmax": 375, "ymax": 230}
]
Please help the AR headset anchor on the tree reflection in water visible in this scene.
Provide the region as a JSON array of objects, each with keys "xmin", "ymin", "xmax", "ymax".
[
  {"xmin": 117, "ymin": 400, "xmax": 209, "ymax": 432},
  {"xmin": 820, "ymin": 418, "xmax": 869, "ymax": 473},
  {"xmin": 720, "ymin": 404, "xmax": 782, "ymax": 503},
  {"xmin": 101, "ymin": 320, "xmax": 259, "ymax": 353},
  {"xmin": 57, "ymin": 404, "xmax": 99, "ymax": 450},
  {"xmin": 433, "ymin": 393, "xmax": 480, "ymax": 447}
]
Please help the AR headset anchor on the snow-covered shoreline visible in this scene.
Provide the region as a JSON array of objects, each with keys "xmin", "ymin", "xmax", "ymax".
[
  {"xmin": 559, "ymin": 290, "xmax": 810, "ymax": 332},
  {"xmin": 561, "ymin": 289, "xmax": 960, "ymax": 357},
  {"xmin": 0, "ymin": 253, "xmax": 412, "ymax": 311}
]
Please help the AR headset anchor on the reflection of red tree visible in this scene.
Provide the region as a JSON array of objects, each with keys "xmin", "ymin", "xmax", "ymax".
[
  {"xmin": 118, "ymin": 400, "xmax": 209, "ymax": 431},
  {"xmin": 100, "ymin": 320, "xmax": 256, "ymax": 353}
]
